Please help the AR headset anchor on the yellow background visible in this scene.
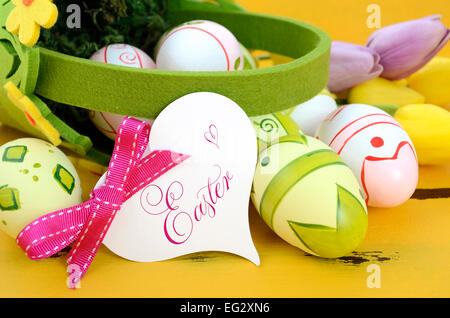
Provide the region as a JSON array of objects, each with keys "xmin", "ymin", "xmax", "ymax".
[
  {"xmin": 0, "ymin": 0, "xmax": 449, "ymax": 298},
  {"xmin": 240, "ymin": 0, "xmax": 450, "ymax": 57}
]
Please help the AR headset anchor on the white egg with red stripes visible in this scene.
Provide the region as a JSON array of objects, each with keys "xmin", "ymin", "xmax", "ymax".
[
  {"xmin": 156, "ymin": 20, "xmax": 243, "ymax": 71},
  {"xmin": 316, "ymin": 104, "xmax": 419, "ymax": 208},
  {"xmin": 89, "ymin": 44, "xmax": 155, "ymax": 140}
]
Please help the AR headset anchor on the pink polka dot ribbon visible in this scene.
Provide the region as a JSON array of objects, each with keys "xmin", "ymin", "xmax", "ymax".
[{"xmin": 16, "ymin": 117, "xmax": 189, "ymax": 287}]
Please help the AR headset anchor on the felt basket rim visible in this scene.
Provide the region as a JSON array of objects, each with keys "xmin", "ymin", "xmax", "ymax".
[{"xmin": 33, "ymin": 8, "xmax": 331, "ymax": 118}]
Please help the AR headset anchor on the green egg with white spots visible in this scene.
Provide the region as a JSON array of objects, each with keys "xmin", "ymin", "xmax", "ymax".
[
  {"xmin": 251, "ymin": 135, "xmax": 368, "ymax": 258},
  {"xmin": 0, "ymin": 138, "xmax": 82, "ymax": 238}
]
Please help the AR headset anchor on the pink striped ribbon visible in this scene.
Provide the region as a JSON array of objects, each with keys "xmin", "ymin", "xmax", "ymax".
[{"xmin": 16, "ymin": 117, "xmax": 188, "ymax": 287}]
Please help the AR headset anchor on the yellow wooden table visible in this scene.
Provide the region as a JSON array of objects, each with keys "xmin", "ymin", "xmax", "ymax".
[
  {"xmin": 0, "ymin": 122, "xmax": 449, "ymax": 298},
  {"xmin": 1, "ymin": 0, "xmax": 449, "ymax": 298}
]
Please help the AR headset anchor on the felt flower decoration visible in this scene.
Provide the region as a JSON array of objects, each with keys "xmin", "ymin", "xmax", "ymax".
[
  {"xmin": 4, "ymin": 81, "xmax": 61, "ymax": 145},
  {"xmin": 5, "ymin": 0, "xmax": 58, "ymax": 47}
]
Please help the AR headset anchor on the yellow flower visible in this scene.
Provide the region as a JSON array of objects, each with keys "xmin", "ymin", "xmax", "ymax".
[
  {"xmin": 5, "ymin": 0, "xmax": 58, "ymax": 47},
  {"xmin": 394, "ymin": 104, "xmax": 450, "ymax": 165},
  {"xmin": 409, "ymin": 57, "xmax": 450, "ymax": 110},
  {"xmin": 4, "ymin": 81, "xmax": 61, "ymax": 146},
  {"xmin": 348, "ymin": 77, "xmax": 425, "ymax": 106}
]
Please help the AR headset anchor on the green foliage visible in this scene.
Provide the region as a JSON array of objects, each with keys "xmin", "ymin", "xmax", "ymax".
[
  {"xmin": 33, "ymin": 0, "xmax": 171, "ymax": 158},
  {"xmin": 43, "ymin": 97, "xmax": 115, "ymax": 155},
  {"xmin": 38, "ymin": 0, "xmax": 170, "ymax": 58}
]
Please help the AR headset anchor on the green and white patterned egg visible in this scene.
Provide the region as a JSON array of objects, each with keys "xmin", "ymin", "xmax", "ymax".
[
  {"xmin": 0, "ymin": 138, "xmax": 82, "ymax": 238},
  {"xmin": 251, "ymin": 111, "xmax": 304, "ymax": 152},
  {"xmin": 251, "ymin": 135, "xmax": 368, "ymax": 258}
]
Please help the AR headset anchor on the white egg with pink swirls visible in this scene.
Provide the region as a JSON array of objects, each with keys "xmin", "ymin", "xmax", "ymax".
[
  {"xmin": 316, "ymin": 104, "xmax": 419, "ymax": 208},
  {"xmin": 156, "ymin": 20, "xmax": 244, "ymax": 71},
  {"xmin": 89, "ymin": 44, "xmax": 155, "ymax": 141},
  {"xmin": 90, "ymin": 43, "xmax": 156, "ymax": 69}
]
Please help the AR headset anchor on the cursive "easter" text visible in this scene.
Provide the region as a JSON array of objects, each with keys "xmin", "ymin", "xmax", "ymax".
[{"xmin": 140, "ymin": 165, "xmax": 233, "ymax": 244}]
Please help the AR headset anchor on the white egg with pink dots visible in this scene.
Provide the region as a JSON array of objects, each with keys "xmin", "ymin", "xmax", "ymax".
[
  {"xmin": 89, "ymin": 44, "xmax": 155, "ymax": 141},
  {"xmin": 156, "ymin": 20, "xmax": 244, "ymax": 71}
]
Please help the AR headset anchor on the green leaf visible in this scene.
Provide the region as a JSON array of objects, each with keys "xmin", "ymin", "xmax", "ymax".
[
  {"xmin": 234, "ymin": 57, "xmax": 241, "ymax": 70},
  {"xmin": 0, "ymin": 0, "xmax": 14, "ymax": 28},
  {"xmin": 0, "ymin": 38, "xmax": 19, "ymax": 81},
  {"xmin": 169, "ymin": 0, "xmax": 246, "ymax": 12},
  {"xmin": 373, "ymin": 104, "xmax": 400, "ymax": 116}
]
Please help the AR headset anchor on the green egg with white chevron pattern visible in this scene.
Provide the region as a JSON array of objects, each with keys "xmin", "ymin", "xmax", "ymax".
[
  {"xmin": 251, "ymin": 135, "xmax": 368, "ymax": 258},
  {"xmin": 0, "ymin": 138, "xmax": 82, "ymax": 239}
]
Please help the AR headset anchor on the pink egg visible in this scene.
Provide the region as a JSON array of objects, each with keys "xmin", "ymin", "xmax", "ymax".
[
  {"xmin": 156, "ymin": 20, "xmax": 243, "ymax": 71},
  {"xmin": 316, "ymin": 104, "xmax": 419, "ymax": 208},
  {"xmin": 89, "ymin": 44, "xmax": 155, "ymax": 141}
]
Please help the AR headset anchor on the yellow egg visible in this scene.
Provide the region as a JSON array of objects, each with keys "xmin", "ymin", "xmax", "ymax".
[
  {"xmin": 0, "ymin": 138, "xmax": 83, "ymax": 238},
  {"xmin": 251, "ymin": 135, "xmax": 368, "ymax": 258},
  {"xmin": 348, "ymin": 77, "xmax": 425, "ymax": 106},
  {"xmin": 409, "ymin": 57, "xmax": 450, "ymax": 109}
]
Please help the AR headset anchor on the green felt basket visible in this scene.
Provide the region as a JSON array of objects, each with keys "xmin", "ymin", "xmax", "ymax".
[{"xmin": 0, "ymin": 0, "xmax": 331, "ymax": 166}]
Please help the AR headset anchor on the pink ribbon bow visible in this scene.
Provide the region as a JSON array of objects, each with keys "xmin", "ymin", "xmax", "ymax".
[{"xmin": 16, "ymin": 117, "xmax": 188, "ymax": 287}]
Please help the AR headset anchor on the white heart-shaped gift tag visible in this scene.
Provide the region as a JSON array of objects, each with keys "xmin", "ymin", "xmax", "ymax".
[{"xmin": 95, "ymin": 92, "xmax": 260, "ymax": 265}]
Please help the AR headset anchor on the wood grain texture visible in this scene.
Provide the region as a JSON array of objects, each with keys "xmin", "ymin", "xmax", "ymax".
[
  {"xmin": 0, "ymin": 120, "xmax": 449, "ymax": 298},
  {"xmin": 1, "ymin": 0, "xmax": 449, "ymax": 296}
]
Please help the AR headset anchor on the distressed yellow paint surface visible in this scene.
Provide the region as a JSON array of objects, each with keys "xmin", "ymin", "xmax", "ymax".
[
  {"xmin": 0, "ymin": 0, "xmax": 449, "ymax": 297},
  {"xmin": 0, "ymin": 122, "xmax": 449, "ymax": 297}
]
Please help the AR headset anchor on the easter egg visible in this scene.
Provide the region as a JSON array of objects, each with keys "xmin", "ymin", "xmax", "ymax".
[
  {"xmin": 90, "ymin": 43, "xmax": 156, "ymax": 69},
  {"xmin": 88, "ymin": 111, "xmax": 155, "ymax": 141},
  {"xmin": 89, "ymin": 44, "xmax": 155, "ymax": 140},
  {"xmin": 288, "ymin": 94, "xmax": 338, "ymax": 136},
  {"xmin": 0, "ymin": 138, "xmax": 82, "ymax": 238},
  {"xmin": 240, "ymin": 43, "xmax": 257, "ymax": 70},
  {"xmin": 251, "ymin": 135, "xmax": 368, "ymax": 258},
  {"xmin": 316, "ymin": 104, "xmax": 419, "ymax": 208},
  {"xmin": 251, "ymin": 111, "xmax": 303, "ymax": 151},
  {"xmin": 156, "ymin": 20, "xmax": 243, "ymax": 71}
]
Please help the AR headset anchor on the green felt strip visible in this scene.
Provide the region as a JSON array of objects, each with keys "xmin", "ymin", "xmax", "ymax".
[
  {"xmin": 0, "ymin": 18, "xmax": 94, "ymax": 157},
  {"xmin": 34, "ymin": 9, "xmax": 331, "ymax": 118},
  {"xmin": 85, "ymin": 148, "xmax": 113, "ymax": 167},
  {"xmin": 169, "ymin": 0, "xmax": 246, "ymax": 12}
]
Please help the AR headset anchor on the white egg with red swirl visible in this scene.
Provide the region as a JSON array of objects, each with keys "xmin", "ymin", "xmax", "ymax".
[
  {"xmin": 316, "ymin": 104, "xmax": 419, "ymax": 208},
  {"xmin": 89, "ymin": 44, "xmax": 155, "ymax": 141},
  {"xmin": 156, "ymin": 20, "xmax": 243, "ymax": 71}
]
